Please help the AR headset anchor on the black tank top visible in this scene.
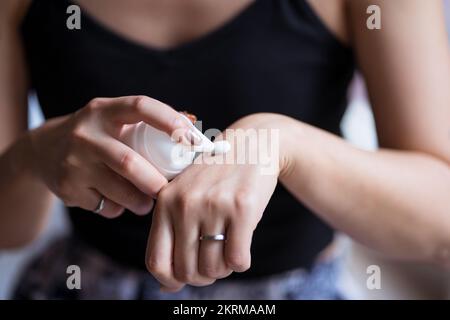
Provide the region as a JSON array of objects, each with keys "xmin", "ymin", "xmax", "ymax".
[{"xmin": 21, "ymin": 0, "xmax": 354, "ymax": 279}]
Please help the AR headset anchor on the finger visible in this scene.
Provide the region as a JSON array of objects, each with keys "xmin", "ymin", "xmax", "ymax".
[
  {"xmin": 146, "ymin": 203, "xmax": 185, "ymax": 291},
  {"xmin": 93, "ymin": 136, "xmax": 168, "ymax": 197},
  {"xmin": 224, "ymin": 221, "xmax": 253, "ymax": 273},
  {"xmin": 90, "ymin": 164, "xmax": 154, "ymax": 215},
  {"xmin": 101, "ymin": 96, "xmax": 201, "ymax": 144},
  {"xmin": 69, "ymin": 187, "xmax": 125, "ymax": 218},
  {"xmin": 198, "ymin": 220, "xmax": 232, "ymax": 279},
  {"xmin": 94, "ymin": 196, "xmax": 126, "ymax": 219},
  {"xmin": 173, "ymin": 215, "xmax": 215, "ymax": 286}
]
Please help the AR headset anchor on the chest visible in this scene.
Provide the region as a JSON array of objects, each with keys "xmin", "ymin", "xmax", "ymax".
[{"xmin": 74, "ymin": 0, "xmax": 256, "ymax": 50}]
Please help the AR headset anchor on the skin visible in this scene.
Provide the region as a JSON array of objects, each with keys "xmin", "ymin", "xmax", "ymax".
[{"xmin": 0, "ymin": 0, "xmax": 449, "ymax": 293}]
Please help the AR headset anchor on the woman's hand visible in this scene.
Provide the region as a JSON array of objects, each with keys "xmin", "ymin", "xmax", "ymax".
[
  {"xmin": 146, "ymin": 114, "xmax": 287, "ymax": 291},
  {"xmin": 28, "ymin": 96, "xmax": 197, "ymax": 218}
]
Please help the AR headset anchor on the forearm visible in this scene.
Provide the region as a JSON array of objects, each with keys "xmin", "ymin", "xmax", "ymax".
[
  {"xmin": 0, "ymin": 132, "xmax": 54, "ymax": 249},
  {"xmin": 277, "ymin": 116, "xmax": 450, "ymax": 266}
]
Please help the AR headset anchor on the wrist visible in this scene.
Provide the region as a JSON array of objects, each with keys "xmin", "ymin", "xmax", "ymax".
[
  {"xmin": 6, "ymin": 131, "xmax": 38, "ymax": 180},
  {"xmin": 19, "ymin": 115, "xmax": 70, "ymax": 182},
  {"xmin": 223, "ymin": 113, "xmax": 299, "ymax": 178}
]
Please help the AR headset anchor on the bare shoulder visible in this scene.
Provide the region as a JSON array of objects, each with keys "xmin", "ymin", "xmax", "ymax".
[{"xmin": 0, "ymin": 0, "xmax": 32, "ymax": 27}]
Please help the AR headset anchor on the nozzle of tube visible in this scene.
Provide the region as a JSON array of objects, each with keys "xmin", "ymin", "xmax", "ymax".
[{"xmin": 182, "ymin": 116, "xmax": 230, "ymax": 154}]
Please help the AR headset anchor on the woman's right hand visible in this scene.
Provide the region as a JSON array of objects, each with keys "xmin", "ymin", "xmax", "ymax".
[{"xmin": 27, "ymin": 96, "xmax": 197, "ymax": 218}]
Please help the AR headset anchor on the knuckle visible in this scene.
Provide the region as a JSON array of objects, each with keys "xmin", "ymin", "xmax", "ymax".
[
  {"xmin": 174, "ymin": 191, "xmax": 198, "ymax": 216},
  {"xmin": 79, "ymin": 98, "xmax": 105, "ymax": 120},
  {"xmin": 68, "ymin": 118, "xmax": 95, "ymax": 149},
  {"xmin": 188, "ymin": 190, "xmax": 204, "ymax": 203},
  {"xmin": 206, "ymin": 192, "xmax": 229, "ymax": 213},
  {"xmin": 146, "ymin": 257, "xmax": 166, "ymax": 276},
  {"xmin": 119, "ymin": 151, "xmax": 137, "ymax": 175},
  {"xmin": 234, "ymin": 192, "xmax": 254, "ymax": 213},
  {"xmin": 69, "ymin": 126, "xmax": 90, "ymax": 146},
  {"xmin": 86, "ymin": 98, "xmax": 104, "ymax": 111},
  {"xmin": 133, "ymin": 95, "xmax": 150, "ymax": 113},
  {"xmin": 174, "ymin": 267, "xmax": 195, "ymax": 283},
  {"xmin": 174, "ymin": 191, "xmax": 203, "ymax": 224},
  {"xmin": 226, "ymin": 253, "xmax": 250, "ymax": 272}
]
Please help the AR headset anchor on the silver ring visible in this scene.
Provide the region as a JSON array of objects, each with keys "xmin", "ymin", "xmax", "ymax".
[
  {"xmin": 199, "ymin": 234, "xmax": 226, "ymax": 241},
  {"xmin": 93, "ymin": 197, "xmax": 105, "ymax": 214}
]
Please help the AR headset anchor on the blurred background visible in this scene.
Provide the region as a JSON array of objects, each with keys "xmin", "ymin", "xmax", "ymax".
[{"xmin": 1, "ymin": 1, "xmax": 449, "ymax": 299}]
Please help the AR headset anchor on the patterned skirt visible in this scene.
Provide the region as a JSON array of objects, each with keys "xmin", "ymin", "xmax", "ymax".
[{"xmin": 13, "ymin": 235, "xmax": 343, "ymax": 300}]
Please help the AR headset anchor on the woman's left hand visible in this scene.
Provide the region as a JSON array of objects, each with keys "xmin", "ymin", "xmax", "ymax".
[{"xmin": 145, "ymin": 114, "xmax": 286, "ymax": 291}]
